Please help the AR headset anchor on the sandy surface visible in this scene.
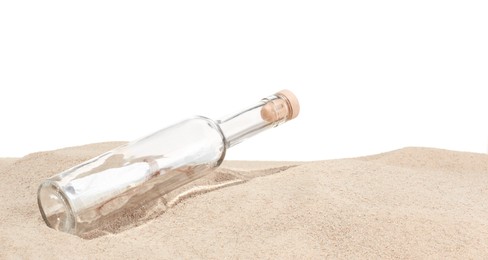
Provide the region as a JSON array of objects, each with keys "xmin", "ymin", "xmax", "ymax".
[{"xmin": 1, "ymin": 142, "xmax": 488, "ymax": 259}]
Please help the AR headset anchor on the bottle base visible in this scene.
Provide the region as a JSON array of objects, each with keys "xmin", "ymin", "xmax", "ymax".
[{"xmin": 37, "ymin": 181, "xmax": 75, "ymax": 233}]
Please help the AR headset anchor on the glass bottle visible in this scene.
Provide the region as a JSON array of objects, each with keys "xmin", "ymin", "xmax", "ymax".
[{"xmin": 37, "ymin": 90, "xmax": 300, "ymax": 236}]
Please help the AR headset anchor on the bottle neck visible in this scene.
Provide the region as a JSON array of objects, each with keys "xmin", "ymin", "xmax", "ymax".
[{"xmin": 216, "ymin": 93, "xmax": 296, "ymax": 148}]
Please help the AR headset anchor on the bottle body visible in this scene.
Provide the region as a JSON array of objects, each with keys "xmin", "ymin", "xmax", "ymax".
[
  {"xmin": 38, "ymin": 90, "xmax": 300, "ymax": 237},
  {"xmin": 38, "ymin": 117, "xmax": 226, "ymax": 235}
]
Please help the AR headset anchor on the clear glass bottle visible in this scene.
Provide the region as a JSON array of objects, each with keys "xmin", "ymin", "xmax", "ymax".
[{"xmin": 37, "ymin": 90, "xmax": 300, "ymax": 237}]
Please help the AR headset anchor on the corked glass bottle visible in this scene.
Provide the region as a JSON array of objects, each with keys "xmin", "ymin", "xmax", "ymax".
[{"xmin": 37, "ymin": 90, "xmax": 300, "ymax": 236}]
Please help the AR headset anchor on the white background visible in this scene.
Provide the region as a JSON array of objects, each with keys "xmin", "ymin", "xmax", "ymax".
[{"xmin": 1, "ymin": 1, "xmax": 487, "ymax": 160}]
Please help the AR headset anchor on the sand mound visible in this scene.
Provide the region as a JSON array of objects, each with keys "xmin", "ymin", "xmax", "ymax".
[{"xmin": 1, "ymin": 143, "xmax": 487, "ymax": 258}]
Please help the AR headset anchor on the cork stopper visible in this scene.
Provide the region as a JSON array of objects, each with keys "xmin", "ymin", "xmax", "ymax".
[
  {"xmin": 276, "ymin": 89, "xmax": 300, "ymax": 120},
  {"xmin": 260, "ymin": 89, "xmax": 300, "ymax": 122}
]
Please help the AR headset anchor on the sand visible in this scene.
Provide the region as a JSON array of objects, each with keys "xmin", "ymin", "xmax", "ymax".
[{"xmin": 1, "ymin": 142, "xmax": 488, "ymax": 259}]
